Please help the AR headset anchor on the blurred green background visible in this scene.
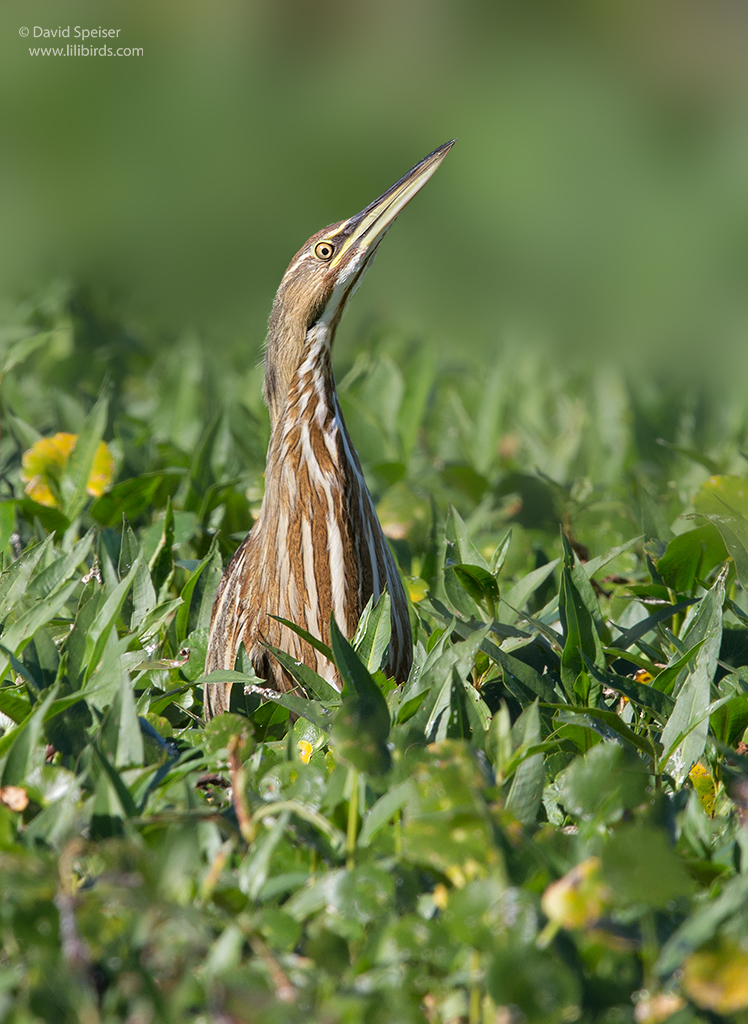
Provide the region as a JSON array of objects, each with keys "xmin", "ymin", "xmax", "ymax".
[{"xmin": 2, "ymin": 0, "xmax": 748, "ymax": 376}]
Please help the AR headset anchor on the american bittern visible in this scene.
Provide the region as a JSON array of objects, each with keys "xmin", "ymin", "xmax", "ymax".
[{"xmin": 204, "ymin": 141, "xmax": 454, "ymax": 719}]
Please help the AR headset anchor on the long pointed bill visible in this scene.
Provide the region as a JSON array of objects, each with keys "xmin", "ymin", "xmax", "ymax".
[{"xmin": 330, "ymin": 140, "xmax": 455, "ymax": 270}]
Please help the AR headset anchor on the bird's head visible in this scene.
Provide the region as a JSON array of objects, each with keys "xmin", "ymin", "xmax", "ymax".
[{"xmin": 263, "ymin": 140, "xmax": 454, "ymax": 423}]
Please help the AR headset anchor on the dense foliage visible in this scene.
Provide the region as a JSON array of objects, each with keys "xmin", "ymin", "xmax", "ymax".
[{"xmin": 2, "ymin": 289, "xmax": 748, "ymax": 1023}]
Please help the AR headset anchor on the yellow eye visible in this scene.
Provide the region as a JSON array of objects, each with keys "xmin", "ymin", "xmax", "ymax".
[{"xmin": 314, "ymin": 241, "xmax": 335, "ymax": 261}]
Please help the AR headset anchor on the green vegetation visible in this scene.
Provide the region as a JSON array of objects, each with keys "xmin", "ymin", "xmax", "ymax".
[{"xmin": 2, "ymin": 289, "xmax": 748, "ymax": 1023}]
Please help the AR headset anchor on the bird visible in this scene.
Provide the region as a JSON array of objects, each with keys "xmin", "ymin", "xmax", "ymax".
[{"xmin": 204, "ymin": 141, "xmax": 454, "ymax": 719}]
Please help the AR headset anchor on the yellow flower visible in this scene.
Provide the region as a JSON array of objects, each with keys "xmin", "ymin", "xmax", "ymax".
[
  {"xmin": 432, "ymin": 883, "xmax": 449, "ymax": 909},
  {"xmin": 633, "ymin": 992, "xmax": 685, "ymax": 1023},
  {"xmin": 298, "ymin": 740, "xmax": 313, "ymax": 764},
  {"xmin": 406, "ymin": 577, "xmax": 428, "ymax": 603},
  {"xmin": 86, "ymin": 442, "xmax": 116, "ymax": 498},
  {"xmin": 21, "ymin": 433, "xmax": 114, "ymax": 508},
  {"xmin": 541, "ymin": 857, "xmax": 611, "ymax": 932},
  {"xmin": 683, "ymin": 942, "xmax": 748, "ymax": 1014},
  {"xmin": 689, "ymin": 761, "xmax": 716, "ymax": 816},
  {"xmin": 445, "ymin": 864, "xmax": 467, "ymax": 888}
]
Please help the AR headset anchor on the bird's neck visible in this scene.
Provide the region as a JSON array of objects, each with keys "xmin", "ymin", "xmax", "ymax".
[{"xmin": 267, "ymin": 324, "xmax": 338, "ymax": 442}]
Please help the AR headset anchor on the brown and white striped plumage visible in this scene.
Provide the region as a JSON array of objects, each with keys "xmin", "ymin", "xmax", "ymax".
[{"xmin": 204, "ymin": 142, "xmax": 454, "ymax": 718}]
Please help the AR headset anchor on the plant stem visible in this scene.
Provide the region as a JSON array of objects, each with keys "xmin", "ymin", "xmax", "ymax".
[
  {"xmin": 468, "ymin": 949, "xmax": 481, "ymax": 1024},
  {"xmin": 640, "ymin": 909, "xmax": 658, "ymax": 992},
  {"xmin": 346, "ymin": 768, "xmax": 359, "ymax": 869},
  {"xmin": 228, "ymin": 733, "xmax": 255, "ymax": 844}
]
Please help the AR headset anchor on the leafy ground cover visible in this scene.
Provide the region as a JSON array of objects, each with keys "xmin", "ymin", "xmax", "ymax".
[{"xmin": 2, "ymin": 289, "xmax": 748, "ymax": 1022}]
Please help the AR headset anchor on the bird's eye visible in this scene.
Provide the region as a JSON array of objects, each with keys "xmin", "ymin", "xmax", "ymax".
[{"xmin": 314, "ymin": 241, "xmax": 335, "ymax": 261}]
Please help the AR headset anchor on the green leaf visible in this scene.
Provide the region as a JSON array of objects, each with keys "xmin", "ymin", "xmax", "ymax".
[
  {"xmin": 90, "ymin": 474, "xmax": 163, "ymax": 529},
  {"xmin": 174, "ymin": 536, "xmax": 220, "ymax": 646},
  {"xmin": 556, "ymin": 741, "xmax": 649, "ymax": 824},
  {"xmin": 136, "ymin": 597, "xmax": 183, "ymax": 644},
  {"xmin": 59, "ymin": 393, "xmax": 108, "ymax": 521},
  {"xmin": 0, "ymin": 578, "xmax": 79, "ymax": 682},
  {"xmin": 4, "ymin": 640, "xmax": 44, "ymax": 693},
  {"xmin": 89, "ymin": 750, "xmax": 132, "ymax": 838},
  {"xmin": 284, "ymin": 868, "xmax": 346, "ymax": 923},
  {"xmin": 602, "ymin": 826, "xmax": 692, "ymax": 907},
  {"xmin": 0, "ymin": 686, "xmax": 31, "ymax": 724},
  {"xmin": 261, "ymin": 645, "xmax": 340, "ymax": 704},
  {"xmin": 179, "ymin": 627, "xmax": 209, "ymax": 682},
  {"xmin": 0, "ymin": 330, "xmax": 53, "ymax": 377},
  {"xmin": 400, "ymin": 743, "xmax": 497, "ymax": 878},
  {"xmin": 656, "ymin": 874, "xmax": 748, "ymax": 975},
  {"xmin": 81, "ymin": 636, "xmax": 132, "ymax": 711},
  {"xmin": 488, "ymin": 946, "xmax": 580, "ymax": 1021},
  {"xmin": 246, "ymin": 684, "xmax": 331, "ymax": 731},
  {"xmin": 656, "ymin": 437, "xmax": 719, "ymax": 474},
  {"xmin": 22, "ymin": 766, "xmax": 82, "ymax": 848},
  {"xmin": 330, "ymin": 617, "xmax": 391, "ymax": 775},
  {"xmin": 358, "ymin": 779, "xmax": 415, "ymax": 847},
  {"xmin": 0, "ymin": 676, "xmax": 108, "ymax": 763},
  {"xmin": 558, "ymin": 533, "xmax": 606, "ymax": 701},
  {"xmin": 253, "ymin": 799, "xmax": 346, "ymax": 855},
  {"xmin": 8, "ymin": 412, "xmax": 42, "ymax": 451},
  {"xmin": 501, "ymin": 559, "xmax": 559, "ymax": 625},
  {"xmin": 548, "ymin": 704, "xmax": 657, "ymax": 760},
  {"xmin": 636, "ymin": 479, "xmax": 674, "ymax": 542},
  {"xmin": 148, "ymin": 496, "xmax": 176, "ymax": 599},
  {"xmin": 421, "ymin": 622, "xmax": 492, "ymax": 742},
  {"xmin": 487, "ymin": 703, "xmax": 513, "ymax": 778},
  {"xmin": 82, "ymin": 553, "xmax": 142, "ymax": 683},
  {"xmin": 580, "ymin": 536, "xmax": 642, "ymax": 579},
  {"xmin": 435, "ymin": 608, "xmax": 558, "ymax": 704},
  {"xmin": 115, "ymin": 669, "xmax": 144, "ymax": 769},
  {"xmin": 452, "ymin": 563, "xmax": 499, "ymax": 618},
  {"xmin": 201, "ymin": 713, "xmax": 255, "ymax": 761},
  {"xmin": 119, "ymin": 519, "xmax": 157, "ymax": 631},
  {"xmin": 663, "ymin": 567, "xmax": 725, "ymax": 698},
  {"xmin": 582, "ymin": 657, "xmax": 675, "ymax": 721},
  {"xmin": 268, "ymin": 614, "xmax": 333, "ymax": 663},
  {"xmin": 649, "ymin": 640, "xmax": 706, "ymax": 696},
  {"xmin": 147, "ymin": 682, "xmax": 195, "ymax": 717},
  {"xmin": 202, "ymin": 924, "xmax": 244, "ymax": 979},
  {"xmin": 693, "ymin": 476, "xmax": 748, "ymax": 589},
  {"xmin": 490, "ymin": 529, "xmax": 512, "ymax": 576},
  {"xmin": 330, "ymin": 616, "xmax": 389, "ymax": 715},
  {"xmin": 610, "ymin": 599, "xmax": 696, "ymax": 654},
  {"xmin": 0, "ymin": 684, "xmax": 59, "ymax": 785},
  {"xmin": 0, "ymin": 535, "xmax": 54, "ymax": 621},
  {"xmin": 505, "ymin": 700, "xmax": 544, "ymax": 826},
  {"xmin": 444, "ymin": 667, "xmax": 472, "ymax": 739},
  {"xmin": 0, "ymin": 502, "xmax": 16, "ymax": 557},
  {"xmin": 238, "ymin": 811, "xmax": 291, "ymax": 899},
  {"xmin": 26, "ymin": 529, "xmax": 95, "ymax": 601},
  {"xmin": 444, "ymin": 563, "xmax": 485, "ymax": 620},
  {"xmin": 656, "ymin": 524, "xmax": 728, "ymax": 593},
  {"xmin": 43, "ymin": 684, "xmax": 111, "ymax": 722},
  {"xmin": 660, "ymin": 642, "xmax": 722, "ymax": 784},
  {"xmin": 199, "ymin": 668, "xmax": 259, "ymax": 714},
  {"xmin": 351, "ymin": 592, "xmax": 392, "ymax": 673},
  {"xmin": 445, "ymin": 504, "xmax": 490, "ymax": 570}
]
